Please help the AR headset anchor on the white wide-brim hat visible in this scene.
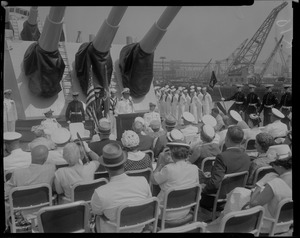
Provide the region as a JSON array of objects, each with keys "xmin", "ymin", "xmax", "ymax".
[
  {"xmin": 50, "ymin": 128, "xmax": 71, "ymax": 145},
  {"xmin": 229, "ymin": 110, "xmax": 243, "ymax": 122},
  {"xmin": 271, "ymin": 108, "xmax": 284, "ymax": 119},
  {"xmin": 202, "ymin": 115, "xmax": 217, "ymax": 127}
]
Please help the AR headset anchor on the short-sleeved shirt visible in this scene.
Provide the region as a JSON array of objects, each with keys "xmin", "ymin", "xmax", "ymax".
[
  {"xmin": 4, "ymin": 148, "xmax": 32, "ymax": 172},
  {"xmin": 153, "ymin": 160, "xmax": 199, "ymax": 220},
  {"xmin": 91, "ymin": 173, "xmax": 152, "ymax": 233},
  {"xmin": 54, "ymin": 161, "xmax": 100, "ymax": 199}
]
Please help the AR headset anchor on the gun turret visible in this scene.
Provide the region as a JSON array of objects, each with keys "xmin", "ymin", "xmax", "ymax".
[
  {"xmin": 119, "ymin": 6, "xmax": 182, "ymax": 98},
  {"xmin": 75, "ymin": 6, "xmax": 128, "ymax": 95},
  {"xmin": 23, "ymin": 7, "xmax": 66, "ymax": 97},
  {"xmin": 20, "ymin": 7, "xmax": 41, "ymax": 41}
]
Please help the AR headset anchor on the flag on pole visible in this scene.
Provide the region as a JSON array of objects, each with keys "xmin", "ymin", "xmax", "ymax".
[
  {"xmin": 86, "ymin": 66, "xmax": 100, "ymax": 131},
  {"xmin": 209, "ymin": 70, "xmax": 218, "ymax": 89}
]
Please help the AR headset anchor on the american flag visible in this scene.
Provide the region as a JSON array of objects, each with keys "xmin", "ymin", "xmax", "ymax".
[{"xmin": 85, "ymin": 66, "xmax": 100, "ymax": 130}]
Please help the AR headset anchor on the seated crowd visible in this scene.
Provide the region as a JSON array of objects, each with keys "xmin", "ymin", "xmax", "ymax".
[{"xmin": 3, "ymin": 104, "xmax": 292, "ymax": 234}]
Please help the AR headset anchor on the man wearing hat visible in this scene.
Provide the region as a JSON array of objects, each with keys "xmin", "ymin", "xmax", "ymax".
[
  {"xmin": 244, "ymin": 84, "xmax": 261, "ymax": 126},
  {"xmin": 65, "ymin": 92, "xmax": 86, "ymax": 124},
  {"xmin": 262, "ymin": 108, "xmax": 288, "ymax": 139},
  {"xmin": 91, "ymin": 143, "xmax": 152, "ymax": 233},
  {"xmin": 4, "ymin": 89, "xmax": 18, "ymax": 132},
  {"xmin": 109, "ymin": 88, "xmax": 119, "ymax": 137},
  {"xmin": 4, "ymin": 132, "xmax": 31, "ymax": 171},
  {"xmin": 146, "ymin": 120, "xmax": 165, "ymax": 139},
  {"xmin": 115, "ymin": 88, "xmax": 135, "ymax": 114},
  {"xmin": 41, "ymin": 109, "xmax": 62, "ymax": 137},
  {"xmin": 89, "ymin": 118, "xmax": 121, "ymax": 157},
  {"xmin": 170, "ymin": 88, "xmax": 179, "ymax": 120},
  {"xmin": 183, "ymin": 89, "xmax": 191, "ymax": 113},
  {"xmin": 94, "ymin": 86, "xmax": 105, "ymax": 121},
  {"xmin": 221, "ymin": 84, "xmax": 246, "ymax": 115},
  {"xmin": 190, "ymin": 89, "xmax": 199, "ymax": 122},
  {"xmin": 177, "ymin": 89, "xmax": 187, "ymax": 124},
  {"xmin": 165, "ymin": 88, "xmax": 172, "ymax": 116},
  {"xmin": 180, "ymin": 112, "xmax": 198, "ymax": 144},
  {"xmin": 278, "ymin": 84, "xmax": 292, "ymax": 130},
  {"xmin": 144, "ymin": 102, "xmax": 161, "ymax": 130},
  {"xmin": 196, "ymin": 87, "xmax": 204, "ymax": 122},
  {"xmin": 258, "ymin": 84, "xmax": 279, "ymax": 126},
  {"xmin": 211, "ymin": 108, "xmax": 225, "ymax": 132},
  {"xmin": 201, "ymin": 86, "xmax": 213, "ymax": 116}
]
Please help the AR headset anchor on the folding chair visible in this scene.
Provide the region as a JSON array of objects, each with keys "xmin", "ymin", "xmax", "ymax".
[
  {"xmin": 244, "ymin": 138, "xmax": 256, "ymax": 152},
  {"xmin": 158, "ymin": 221, "xmax": 207, "ymax": 233},
  {"xmin": 264, "ymin": 198, "xmax": 293, "ymax": 236},
  {"xmin": 96, "ymin": 197, "xmax": 159, "ymax": 233},
  {"xmin": 159, "ymin": 184, "xmax": 201, "ymax": 230},
  {"xmin": 200, "ymin": 157, "xmax": 216, "ymax": 173},
  {"xmin": 94, "ymin": 171, "xmax": 110, "ymax": 180},
  {"xmin": 125, "ymin": 168, "xmax": 153, "ymax": 184},
  {"xmin": 246, "ymin": 166, "xmax": 276, "ymax": 189},
  {"xmin": 218, "ymin": 205, "xmax": 265, "ymax": 236},
  {"xmin": 37, "ymin": 201, "xmax": 90, "ymax": 233},
  {"xmin": 8, "ymin": 183, "xmax": 53, "ymax": 233},
  {"xmin": 202, "ymin": 171, "xmax": 249, "ymax": 221}
]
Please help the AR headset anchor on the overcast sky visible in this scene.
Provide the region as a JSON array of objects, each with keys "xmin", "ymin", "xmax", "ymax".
[{"xmin": 24, "ymin": 1, "xmax": 293, "ymax": 63}]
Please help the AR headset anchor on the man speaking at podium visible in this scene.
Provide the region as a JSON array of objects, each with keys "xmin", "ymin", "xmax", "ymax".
[{"xmin": 115, "ymin": 88, "xmax": 135, "ymax": 115}]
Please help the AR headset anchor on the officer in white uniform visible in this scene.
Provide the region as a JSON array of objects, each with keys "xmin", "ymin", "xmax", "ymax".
[
  {"xmin": 144, "ymin": 102, "xmax": 161, "ymax": 129},
  {"xmin": 184, "ymin": 89, "xmax": 191, "ymax": 113},
  {"xmin": 4, "ymin": 89, "xmax": 18, "ymax": 132},
  {"xmin": 196, "ymin": 87, "xmax": 203, "ymax": 122},
  {"xmin": 170, "ymin": 88, "xmax": 178, "ymax": 119},
  {"xmin": 115, "ymin": 88, "xmax": 135, "ymax": 115},
  {"xmin": 201, "ymin": 86, "xmax": 213, "ymax": 116}
]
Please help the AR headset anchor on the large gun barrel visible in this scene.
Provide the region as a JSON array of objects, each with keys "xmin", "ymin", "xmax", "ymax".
[
  {"xmin": 93, "ymin": 6, "xmax": 128, "ymax": 52},
  {"xmin": 38, "ymin": 7, "xmax": 66, "ymax": 52},
  {"xmin": 20, "ymin": 6, "xmax": 40, "ymax": 41},
  {"xmin": 27, "ymin": 6, "xmax": 38, "ymax": 25},
  {"xmin": 139, "ymin": 6, "xmax": 181, "ymax": 54}
]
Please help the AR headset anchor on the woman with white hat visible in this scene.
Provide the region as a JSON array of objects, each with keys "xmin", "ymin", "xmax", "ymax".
[
  {"xmin": 262, "ymin": 108, "xmax": 288, "ymax": 139},
  {"xmin": 121, "ymin": 130, "xmax": 153, "ymax": 171}
]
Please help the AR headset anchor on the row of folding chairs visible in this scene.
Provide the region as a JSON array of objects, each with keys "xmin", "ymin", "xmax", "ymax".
[{"xmin": 7, "ymin": 180, "xmax": 293, "ymax": 234}]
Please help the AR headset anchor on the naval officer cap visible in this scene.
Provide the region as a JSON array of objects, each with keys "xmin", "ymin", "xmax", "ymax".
[
  {"xmin": 149, "ymin": 102, "xmax": 156, "ymax": 107},
  {"xmin": 236, "ymin": 84, "xmax": 243, "ymax": 88},
  {"xmin": 248, "ymin": 84, "xmax": 256, "ymax": 88},
  {"xmin": 72, "ymin": 91, "xmax": 79, "ymax": 96},
  {"xmin": 265, "ymin": 84, "xmax": 274, "ymax": 88},
  {"xmin": 283, "ymin": 84, "xmax": 291, "ymax": 89},
  {"xmin": 122, "ymin": 88, "xmax": 130, "ymax": 94},
  {"xmin": 202, "ymin": 115, "xmax": 217, "ymax": 127},
  {"xmin": 4, "ymin": 89, "xmax": 12, "ymax": 94},
  {"xmin": 202, "ymin": 124, "xmax": 215, "ymax": 140},
  {"xmin": 4, "ymin": 132, "xmax": 22, "ymax": 141},
  {"xmin": 110, "ymin": 88, "xmax": 117, "ymax": 93},
  {"xmin": 229, "ymin": 110, "xmax": 243, "ymax": 122},
  {"xmin": 95, "ymin": 87, "xmax": 102, "ymax": 93},
  {"xmin": 271, "ymin": 108, "xmax": 285, "ymax": 119},
  {"xmin": 44, "ymin": 109, "xmax": 54, "ymax": 115},
  {"xmin": 182, "ymin": 112, "xmax": 195, "ymax": 123}
]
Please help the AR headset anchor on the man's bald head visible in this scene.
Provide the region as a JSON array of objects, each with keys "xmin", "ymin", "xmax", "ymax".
[{"xmin": 31, "ymin": 145, "xmax": 49, "ymax": 165}]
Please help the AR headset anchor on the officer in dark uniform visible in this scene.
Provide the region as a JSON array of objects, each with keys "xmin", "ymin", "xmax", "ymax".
[
  {"xmin": 221, "ymin": 84, "xmax": 246, "ymax": 114},
  {"xmin": 95, "ymin": 86, "xmax": 105, "ymax": 121},
  {"xmin": 258, "ymin": 84, "xmax": 279, "ymax": 126},
  {"xmin": 65, "ymin": 92, "xmax": 85, "ymax": 124},
  {"xmin": 278, "ymin": 84, "xmax": 292, "ymax": 130},
  {"xmin": 244, "ymin": 84, "xmax": 261, "ymax": 126}
]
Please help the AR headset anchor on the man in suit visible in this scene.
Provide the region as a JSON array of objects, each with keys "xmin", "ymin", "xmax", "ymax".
[{"xmin": 200, "ymin": 126, "xmax": 251, "ymax": 209}]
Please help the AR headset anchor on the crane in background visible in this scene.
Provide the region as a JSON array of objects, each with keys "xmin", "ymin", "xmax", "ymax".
[
  {"xmin": 197, "ymin": 58, "xmax": 212, "ymax": 80},
  {"xmin": 275, "ymin": 37, "xmax": 290, "ymax": 79},
  {"xmin": 223, "ymin": 2, "xmax": 288, "ymax": 84}
]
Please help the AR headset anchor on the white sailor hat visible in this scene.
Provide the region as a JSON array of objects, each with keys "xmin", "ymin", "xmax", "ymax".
[
  {"xmin": 229, "ymin": 110, "xmax": 243, "ymax": 122},
  {"xmin": 190, "ymin": 85, "xmax": 195, "ymax": 89},
  {"xmin": 236, "ymin": 84, "xmax": 243, "ymax": 88},
  {"xmin": 171, "ymin": 88, "xmax": 176, "ymax": 92},
  {"xmin": 196, "ymin": 86, "xmax": 201, "ymax": 90},
  {"xmin": 202, "ymin": 86, "xmax": 207, "ymax": 90},
  {"xmin": 171, "ymin": 86, "xmax": 175, "ymax": 89},
  {"xmin": 202, "ymin": 115, "xmax": 217, "ymax": 127},
  {"xmin": 250, "ymin": 113, "xmax": 260, "ymax": 120},
  {"xmin": 183, "ymin": 89, "xmax": 188, "ymax": 93},
  {"xmin": 160, "ymin": 87, "xmax": 165, "ymax": 91},
  {"xmin": 72, "ymin": 91, "xmax": 79, "ymax": 96},
  {"xmin": 167, "ymin": 129, "xmax": 184, "ymax": 142},
  {"xmin": 182, "ymin": 112, "xmax": 195, "ymax": 123},
  {"xmin": 165, "ymin": 85, "xmax": 169, "ymax": 88},
  {"xmin": 110, "ymin": 88, "xmax": 117, "ymax": 93},
  {"xmin": 265, "ymin": 84, "xmax": 274, "ymax": 88},
  {"xmin": 190, "ymin": 89, "xmax": 195, "ymax": 93},
  {"xmin": 283, "ymin": 84, "xmax": 291, "ymax": 89},
  {"xmin": 94, "ymin": 87, "xmax": 102, "ymax": 93},
  {"xmin": 51, "ymin": 128, "xmax": 71, "ymax": 145},
  {"xmin": 202, "ymin": 124, "xmax": 215, "ymax": 139},
  {"xmin": 154, "ymin": 86, "xmax": 160, "ymax": 90},
  {"xmin": 122, "ymin": 88, "xmax": 130, "ymax": 94},
  {"xmin": 271, "ymin": 108, "xmax": 284, "ymax": 119},
  {"xmin": 248, "ymin": 84, "xmax": 256, "ymax": 88},
  {"xmin": 4, "ymin": 132, "xmax": 22, "ymax": 141},
  {"xmin": 4, "ymin": 89, "xmax": 12, "ymax": 94}
]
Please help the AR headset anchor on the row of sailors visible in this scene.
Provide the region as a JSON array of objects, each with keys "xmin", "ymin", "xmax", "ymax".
[{"xmin": 155, "ymin": 85, "xmax": 213, "ymax": 124}]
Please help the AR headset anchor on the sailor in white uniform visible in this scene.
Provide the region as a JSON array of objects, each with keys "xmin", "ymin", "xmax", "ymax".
[
  {"xmin": 201, "ymin": 86, "xmax": 213, "ymax": 116},
  {"xmin": 4, "ymin": 89, "xmax": 18, "ymax": 132},
  {"xmin": 144, "ymin": 102, "xmax": 161, "ymax": 130},
  {"xmin": 115, "ymin": 88, "xmax": 135, "ymax": 115}
]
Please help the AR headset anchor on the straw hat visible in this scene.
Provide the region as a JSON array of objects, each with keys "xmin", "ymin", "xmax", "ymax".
[
  {"xmin": 165, "ymin": 115, "xmax": 177, "ymax": 128},
  {"xmin": 99, "ymin": 143, "xmax": 127, "ymax": 167}
]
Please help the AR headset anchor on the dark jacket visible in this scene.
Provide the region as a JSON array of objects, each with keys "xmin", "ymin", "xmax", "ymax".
[
  {"xmin": 202, "ymin": 147, "xmax": 250, "ymax": 194},
  {"xmin": 136, "ymin": 134, "xmax": 154, "ymax": 151}
]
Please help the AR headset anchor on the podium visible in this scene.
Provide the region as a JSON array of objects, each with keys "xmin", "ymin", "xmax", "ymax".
[{"xmin": 116, "ymin": 112, "xmax": 146, "ymax": 140}]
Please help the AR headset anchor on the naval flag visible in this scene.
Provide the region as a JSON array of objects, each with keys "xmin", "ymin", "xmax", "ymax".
[{"xmin": 209, "ymin": 71, "xmax": 218, "ymax": 89}]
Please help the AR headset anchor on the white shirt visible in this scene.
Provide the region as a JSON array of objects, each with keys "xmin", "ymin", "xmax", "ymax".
[
  {"xmin": 115, "ymin": 98, "xmax": 134, "ymax": 114},
  {"xmin": 180, "ymin": 125, "xmax": 198, "ymax": 144},
  {"xmin": 144, "ymin": 111, "xmax": 161, "ymax": 127},
  {"xmin": 263, "ymin": 120, "xmax": 288, "ymax": 138},
  {"xmin": 4, "ymin": 148, "xmax": 32, "ymax": 172},
  {"xmin": 41, "ymin": 118, "xmax": 61, "ymax": 135},
  {"xmin": 91, "ymin": 173, "xmax": 152, "ymax": 233},
  {"xmin": 153, "ymin": 160, "xmax": 199, "ymax": 220}
]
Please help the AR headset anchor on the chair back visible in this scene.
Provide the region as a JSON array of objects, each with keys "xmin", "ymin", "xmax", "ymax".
[
  {"xmin": 94, "ymin": 171, "xmax": 110, "ymax": 180},
  {"xmin": 210, "ymin": 171, "xmax": 249, "ymax": 220},
  {"xmin": 268, "ymin": 198, "xmax": 293, "ymax": 236},
  {"xmin": 158, "ymin": 221, "xmax": 207, "ymax": 233},
  {"xmin": 37, "ymin": 201, "xmax": 90, "ymax": 233},
  {"xmin": 160, "ymin": 184, "xmax": 201, "ymax": 230},
  {"xmin": 71, "ymin": 178, "xmax": 108, "ymax": 203},
  {"xmin": 125, "ymin": 168, "xmax": 153, "ymax": 184},
  {"xmin": 109, "ymin": 197, "xmax": 159, "ymax": 233},
  {"xmin": 253, "ymin": 166, "xmax": 276, "ymax": 185},
  {"xmin": 220, "ymin": 205, "xmax": 265, "ymax": 236},
  {"xmin": 245, "ymin": 138, "xmax": 256, "ymax": 152},
  {"xmin": 200, "ymin": 157, "xmax": 215, "ymax": 173},
  {"xmin": 9, "ymin": 183, "xmax": 53, "ymax": 233}
]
